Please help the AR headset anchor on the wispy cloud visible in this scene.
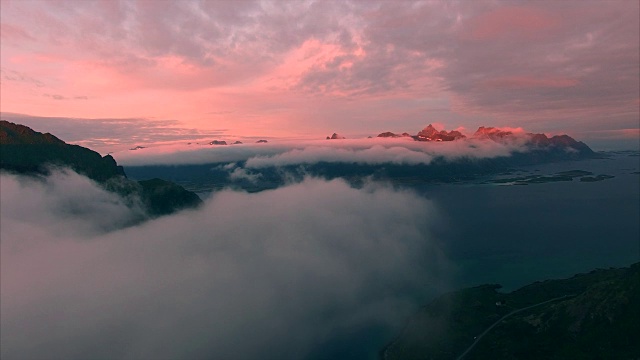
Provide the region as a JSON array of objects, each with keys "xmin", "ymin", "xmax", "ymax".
[
  {"xmin": 43, "ymin": 93, "xmax": 89, "ymax": 101},
  {"xmin": 1, "ymin": 68, "xmax": 44, "ymax": 87}
]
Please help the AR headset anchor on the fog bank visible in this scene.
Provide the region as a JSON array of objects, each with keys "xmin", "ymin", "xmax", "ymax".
[
  {"xmin": 1, "ymin": 171, "xmax": 448, "ymax": 359},
  {"xmin": 114, "ymin": 138, "xmax": 523, "ymax": 167}
]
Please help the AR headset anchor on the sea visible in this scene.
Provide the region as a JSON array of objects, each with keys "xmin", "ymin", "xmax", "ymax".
[{"xmin": 419, "ymin": 151, "xmax": 640, "ymax": 291}]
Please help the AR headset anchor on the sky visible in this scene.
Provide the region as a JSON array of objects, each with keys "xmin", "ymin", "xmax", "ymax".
[{"xmin": 1, "ymin": 0, "xmax": 639, "ymax": 150}]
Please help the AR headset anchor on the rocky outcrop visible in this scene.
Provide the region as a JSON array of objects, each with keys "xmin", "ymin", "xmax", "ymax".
[
  {"xmin": 209, "ymin": 140, "xmax": 227, "ymax": 145},
  {"xmin": 416, "ymin": 124, "xmax": 440, "ymax": 139},
  {"xmin": 377, "ymin": 131, "xmax": 416, "ymax": 138},
  {"xmin": 377, "ymin": 132, "xmax": 402, "ymax": 138},
  {"xmin": 416, "ymin": 124, "xmax": 467, "ymax": 142},
  {"xmin": 473, "ymin": 126, "xmax": 515, "ymax": 140}
]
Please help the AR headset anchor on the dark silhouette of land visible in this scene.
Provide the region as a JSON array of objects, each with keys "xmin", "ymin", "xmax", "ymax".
[
  {"xmin": 0, "ymin": 120, "xmax": 201, "ymax": 217},
  {"xmin": 382, "ymin": 262, "xmax": 639, "ymax": 359}
]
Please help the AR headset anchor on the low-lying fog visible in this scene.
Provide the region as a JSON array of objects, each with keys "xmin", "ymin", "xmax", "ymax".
[
  {"xmin": 113, "ymin": 137, "xmax": 528, "ymax": 167},
  {"xmin": 1, "ymin": 170, "xmax": 450, "ymax": 360},
  {"xmin": 3, "ymin": 146, "xmax": 638, "ymax": 360}
]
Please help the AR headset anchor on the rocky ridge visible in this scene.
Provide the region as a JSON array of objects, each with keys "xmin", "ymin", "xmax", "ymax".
[{"xmin": 0, "ymin": 120, "xmax": 202, "ymax": 217}]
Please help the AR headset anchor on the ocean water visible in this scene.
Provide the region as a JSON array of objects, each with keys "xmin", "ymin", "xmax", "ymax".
[{"xmin": 419, "ymin": 152, "xmax": 640, "ymax": 291}]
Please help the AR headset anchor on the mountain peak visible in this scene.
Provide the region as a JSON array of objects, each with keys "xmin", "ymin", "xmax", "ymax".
[
  {"xmin": 417, "ymin": 124, "xmax": 439, "ymax": 138},
  {"xmin": 416, "ymin": 124, "xmax": 466, "ymax": 141},
  {"xmin": 377, "ymin": 131, "xmax": 402, "ymax": 138},
  {"xmin": 473, "ymin": 126, "xmax": 515, "ymax": 140}
]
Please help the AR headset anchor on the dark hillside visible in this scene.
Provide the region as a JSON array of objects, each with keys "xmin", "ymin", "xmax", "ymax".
[
  {"xmin": 382, "ymin": 263, "xmax": 639, "ymax": 360},
  {"xmin": 0, "ymin": 120, "xmax": 202, "ymax": 217},
  {"xmin": 1, "ymin": 120, "xmax": 125, "ymax": 182}
]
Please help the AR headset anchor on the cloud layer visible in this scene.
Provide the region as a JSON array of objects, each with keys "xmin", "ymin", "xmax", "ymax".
[
  {"xmin": 114, "ymin": 138, "xmax": 522, "ymax": 167},
  {"xmin": 1, "ymin": 170, "xmax": 448, "ymax": 359},
  {"xmin": 1, "ymin": 1, "xmax": 637, "ymax": 146}
]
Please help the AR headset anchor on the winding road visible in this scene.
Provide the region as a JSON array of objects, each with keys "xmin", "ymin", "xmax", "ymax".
[{"xmin": 456, "ymin": 294, "xmax": 575, "ymax": 360}]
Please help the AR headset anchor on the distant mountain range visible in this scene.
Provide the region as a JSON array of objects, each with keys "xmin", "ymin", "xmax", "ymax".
[
  {"xmin": 3, "ymin": 119, "xmax": 600, "ymax": 199},
  {"xmin": 203, "ymin": 139, "xmax": 269, "ymax": 146},
  {"xmin": 382, "ymin": 262, "xmax": 640, "ymax": 359},
  {"xmin": 376, "ymin": 124, "xmax": 466, "ymax": 142},
  {"xmin": 125, "ymin": 124, "xmax": 599, "ymax": 194},
  {"xmin": 0, "ymin": 120, "xmax": 202, "ymax": 217},
  {"xmin": 319, "ymin": 126, "xmax": 599, "ymax": 186},
  {"xmin": 375, "ymin": 124, "xmax": 595, "ymax": 153}
]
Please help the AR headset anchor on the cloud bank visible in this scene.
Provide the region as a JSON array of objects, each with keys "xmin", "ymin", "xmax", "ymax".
[
  {"xmin": 0, "ymin": 170, "xmax": 145, "ymax": 236},
  {"xmin": 114, "ymin": 138, "xmax": 521, "ymax": 168},
  {"xmin": 1, "ymin": 171, "xmax": 448, "ymax": 360},
  {"xmin": 244, "ymin": 140, "xmax": 518, "ymax": 169}
]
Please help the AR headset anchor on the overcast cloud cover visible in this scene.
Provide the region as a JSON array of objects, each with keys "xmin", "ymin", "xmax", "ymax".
[
  {"xmin": 1, "ymin": 0, "xmax": 638, "ymax": 148},
  {"xmin": 1, "ymin": 170, "xmax": 449, "ymax": 360}
]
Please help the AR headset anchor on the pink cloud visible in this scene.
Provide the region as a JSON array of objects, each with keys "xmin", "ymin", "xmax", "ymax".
[
  {"xmin": 0, "ymin": 23, "xmax": 34, "ymax": 42},
  {"xmin": 482, "ymin": 76, "xmax": 579, "ymax": 89},
  {"xmin": 587, "ymin": 128, "xmax": 640, "ymax": 140},
  {"xmin": 466, "ymin": 6, "xmax": 561, "ymax": 41},
  {"xmin": 0, "ymin": 1, "xmax": 637, "ymax": 148}
]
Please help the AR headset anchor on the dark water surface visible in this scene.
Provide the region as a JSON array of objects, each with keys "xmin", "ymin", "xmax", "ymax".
[{"xmin": 422, "ymin": 153, "xmax": 639, "ymax": 291}]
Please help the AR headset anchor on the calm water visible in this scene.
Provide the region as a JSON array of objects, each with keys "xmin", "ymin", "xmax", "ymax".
[{"xmin": 422, "ymin": 153, "xmax": 639, "ymax": 291}]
